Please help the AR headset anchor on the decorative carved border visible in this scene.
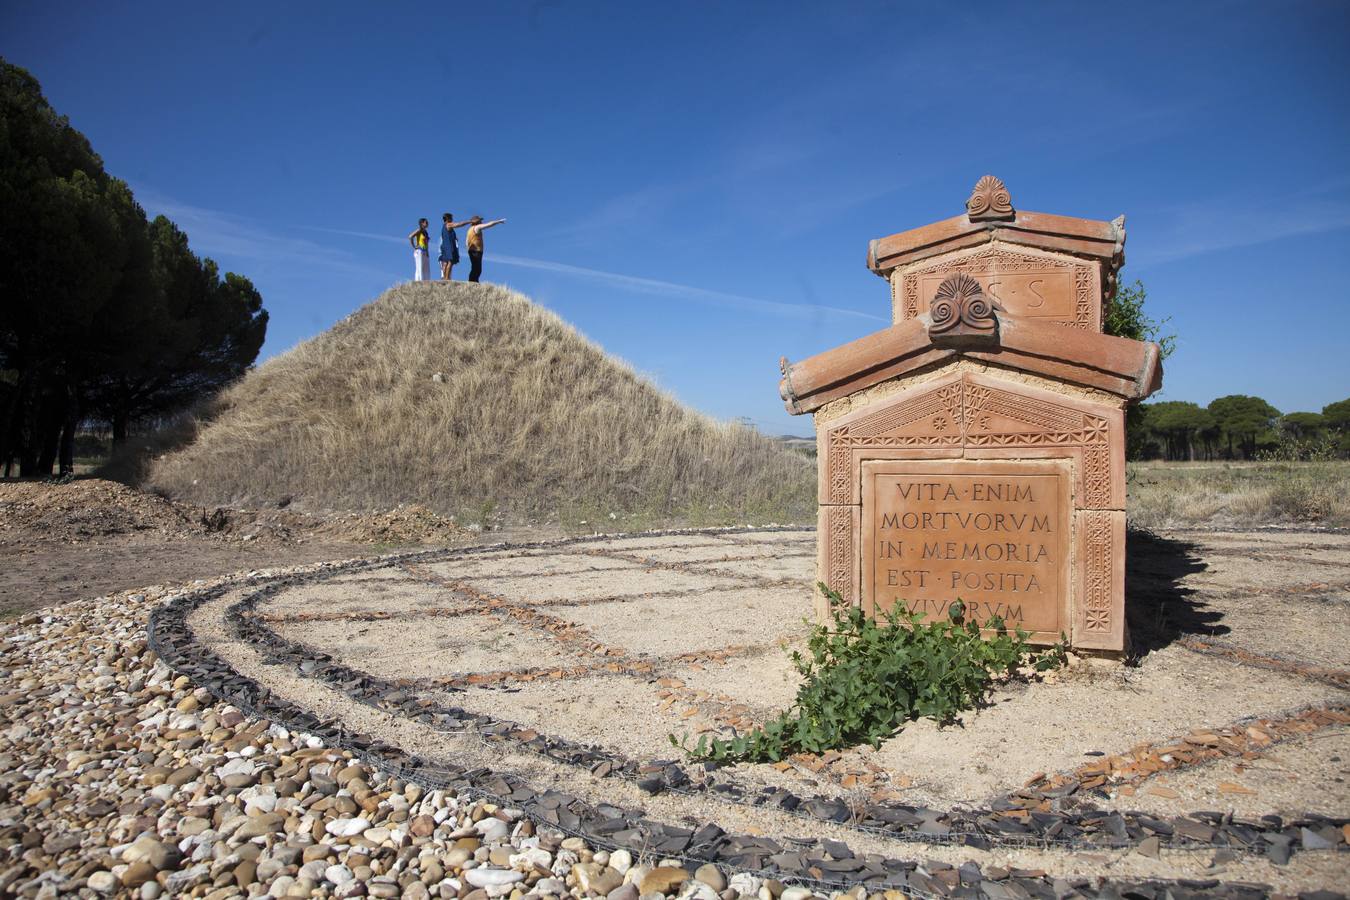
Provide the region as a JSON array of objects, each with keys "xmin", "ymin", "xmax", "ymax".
[
  {"xmin": 1081, "ymin": 510, "xmax": 1113, "ymax": 633},
  {"xmin": 825, "ymin": 385, "xmax": 963, "ymax": 504},
  {"xmin": 1073, "ymin": 509, "xmax": 1124, "ymax": 649},
  {"xmin": 825, "ymin": 506, "xmax": 853, "ymax": 604},
  {"xmin": 1073, "ymin": 265, "xmax": 1093, "ymax": 328},
  {"xmin": 900, "ymin": 245, "xmax": 1095, "ymax": 329},
  {"xmin": 1080, "ymin": 445, "xmax": 1111, "ymax": 509}
]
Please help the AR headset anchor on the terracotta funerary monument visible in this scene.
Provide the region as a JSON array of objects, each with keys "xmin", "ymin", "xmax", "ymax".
[{"xmin": 779, "ymin": 177, "xmax": 1161, "ymax": 653}]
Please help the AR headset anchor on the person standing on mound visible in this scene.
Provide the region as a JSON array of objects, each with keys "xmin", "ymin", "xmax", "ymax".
[
  {"xmin": 465, "ymin": 216, "xmax": 506, "ymax": 283},
  {"xmin": 408, "ymin": 218, "xmax": 431, "ymax": 281},
  {"xmin": 438, "ymin": 212, "xmax": 472, "ymax": 279}
]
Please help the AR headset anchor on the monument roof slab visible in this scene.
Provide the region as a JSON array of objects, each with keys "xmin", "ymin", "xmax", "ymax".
[
  {"xmin": 866, "ymin": 176, "xmax": 1126, "ymax": 282},
  {"xmin": 780, "ymin": 311, "xmax": 1161, "ymax": 414}
]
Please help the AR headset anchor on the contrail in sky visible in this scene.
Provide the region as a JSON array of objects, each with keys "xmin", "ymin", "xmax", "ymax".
[{"xmin": 302, "ymin": 225, "xmax": 885, "ymax": 323}]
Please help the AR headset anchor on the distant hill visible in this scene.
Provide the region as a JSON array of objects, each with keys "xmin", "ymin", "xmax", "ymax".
[
  {"xmin": 775, "ymin": 435, "xmax": 817, "ymax": 456},
  {"xmin": 150, "ymin": 282, "xmax": 815, "ymax": 527}
]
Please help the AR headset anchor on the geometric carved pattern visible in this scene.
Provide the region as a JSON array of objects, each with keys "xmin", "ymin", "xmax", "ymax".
[
  {"xmin": 964, "ymin": 385, "xmax": 1083, "ymax": 432},
  {"xmin": 824, "ymin": 376, "xmax": 1112, "ymax": 506},
  {"xmin": 1081, "ymin": 445, "xmax": 1111, "ymax": 509},
  {"xmin": 1081, "ymin": 510, "xmax": 1113, "ymax": 632},
  {"xmin": 1073, "ymin": 264, "xmax": 1093, "ymax": 329},
  {"xmin": 849, "ymin": 384, "xmax": 961, "ymax": 438},
  {"xmin": 826, "ymin": 505, "xmax": 853, "ymax": 604},
  {"xmin": 902, "ymin": 245, "xmax": 1094, "ymax": 329}
]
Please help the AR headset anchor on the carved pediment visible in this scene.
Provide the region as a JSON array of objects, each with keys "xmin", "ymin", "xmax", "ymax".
[
  {"xmin": 898, "ymin": 243, "xmax": 1096, "ymax": 329},
  {"xmin": 822, "ymin": 373, "xmax": 1112, "ymax": 505}
]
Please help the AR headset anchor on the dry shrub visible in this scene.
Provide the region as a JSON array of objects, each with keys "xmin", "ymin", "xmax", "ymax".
[
  {"xmin": 149, "ymin": 282, "xmax": 815, "ymax": 527},
  {"xmin": 1128, "ymin": 461, "xmax": 1350, "ymax": 529},
  {"xmin": 96, "ymin": 402, "xmax": 218, "ymax": 487}
]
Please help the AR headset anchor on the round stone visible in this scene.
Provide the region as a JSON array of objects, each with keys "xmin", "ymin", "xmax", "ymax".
[
  {"xmin": 463, "ymin": 868, "xmax": 525, "ymax": 888},
  {"xmin": 326, "ymin": 864, "xmax": 355, "ymax": 884},
  {"xmin": 87, "ymin": 871, "xmax": 118, "ymax": 894},
  {"xmin": 327, "ymin": 816, "xmax": 371, "ymax": 838},
  {"xmin": 639, "ymin": 867, "xmax": 690, "ymax": 896},
  {"xmin": 120, "ymin": 862, "xmax": 157, "ymax": 888},
  {"xmin": 695, "ymin": 865, "xmax": 726, "ymax": 892}
]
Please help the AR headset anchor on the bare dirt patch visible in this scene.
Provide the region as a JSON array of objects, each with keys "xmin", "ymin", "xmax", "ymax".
[{"xmin": 0, "ymin": 478, "xmax": 474, "ymax": 619}]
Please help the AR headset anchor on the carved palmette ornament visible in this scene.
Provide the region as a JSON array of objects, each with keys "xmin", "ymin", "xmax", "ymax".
[
  {"xmin": 966, "ymin": 175, "xmax": 1014, "ymax": 221},
  {"xmin": 928, "ymin": 273, "xmax": 997, "ymax": 342}
]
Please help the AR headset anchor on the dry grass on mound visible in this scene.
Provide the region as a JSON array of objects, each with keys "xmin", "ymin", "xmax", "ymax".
[
  {"xmin": 149, "ymin": 282, "xmax": 815, "ymax": 527},
  {"xmin": 1127, "ymin": 460, "xmax": 1350, "ymax": 530}
]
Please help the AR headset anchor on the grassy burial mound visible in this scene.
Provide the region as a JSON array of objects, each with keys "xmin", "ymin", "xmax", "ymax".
[{"xmin": 149, "ymin": 282, "xmax": 814, "ymax": 527}]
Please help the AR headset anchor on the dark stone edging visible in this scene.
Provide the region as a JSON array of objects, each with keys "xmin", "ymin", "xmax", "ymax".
[
  {"xmin": 234, "ymin": 533, "xmax": 1344, "ymax": 861},
  {"xmin": 146, "ymin": 529, "xmax": 1344, "ymax": 898}
]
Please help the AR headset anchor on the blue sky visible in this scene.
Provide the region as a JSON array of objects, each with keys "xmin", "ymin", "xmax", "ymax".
[{"xmin": 5, "ymin": 1, "xmax": 1348, "ymax": 435}]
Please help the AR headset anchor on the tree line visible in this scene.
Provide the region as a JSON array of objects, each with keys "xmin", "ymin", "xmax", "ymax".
[
  {"xmin": 1, "ymin": 59, "xmax": 267, "ymax": 477},
  {"xmin": 1131, "ymin": 395, "xmax": 1350, "ymax": 462},
  {"xmin": 1093, "ymin": 281, "xmax": 1346, "ymax": 463}
]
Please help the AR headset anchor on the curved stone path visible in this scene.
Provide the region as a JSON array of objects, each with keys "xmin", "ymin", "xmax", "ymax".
[{"xmin": 139, "ymin": 526, "xmax": 1350, "ymax": 897}]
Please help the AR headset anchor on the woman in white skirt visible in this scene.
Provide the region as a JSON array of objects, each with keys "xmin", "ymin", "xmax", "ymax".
[{"xmin": 408, "ymin": 218, "xmax": 431, "ymax": 281}]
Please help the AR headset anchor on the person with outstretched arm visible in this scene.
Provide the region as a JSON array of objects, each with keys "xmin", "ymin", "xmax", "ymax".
[
  {"xmin": 408, "ymin": 218, "xmax": 431, "ymax": 281},
  {"xmin": 464, "ymin": 216, "xmax": 506, "ymax": 283},
  {"xmin": 438, "ymin": 212, "xmax": 473, "ymax": 280}
]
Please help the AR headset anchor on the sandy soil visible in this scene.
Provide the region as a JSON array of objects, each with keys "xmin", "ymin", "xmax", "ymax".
[
  {"xmin": 276, "ymin": 611, "xmax": 590, "ymax": 679},
  {"xmin": 216, "ymin": 529, "xmax": 1348, "ymax": 808},
  {"xmin": 1095, "ymin": 725, "xmax": 1350, "ymax": 819},
  {"xmin": 200, "ymin": 588, "xmax": 1282, "ymax": 888}
]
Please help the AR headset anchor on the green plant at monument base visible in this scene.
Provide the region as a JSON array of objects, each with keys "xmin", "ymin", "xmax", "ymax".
[{"xmin": 671, "ymin": 585, "xmax": 1066, "ymax": 764}]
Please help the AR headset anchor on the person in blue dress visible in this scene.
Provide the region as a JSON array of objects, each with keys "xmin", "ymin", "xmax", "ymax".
[{"xmin": 439, "ymin": 212, "xmax": 472, "ymax": 280}]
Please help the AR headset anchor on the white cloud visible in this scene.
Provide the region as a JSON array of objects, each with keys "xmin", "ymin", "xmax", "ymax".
[
  {"xmin": 1131, "ymin": 184, "xmax": 1350, "ymax": 267},
  {"xmin": 134, "ymin": 188, "xmax": 390, "ymax": 279}
]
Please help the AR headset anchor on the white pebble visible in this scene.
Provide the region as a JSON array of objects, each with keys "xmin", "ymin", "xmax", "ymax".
[
  {"xmin": 217, "ymin": 758, "xmax": 257, "ymax": 778},
  {"xmin": 325, "ymin": 817, "xmax": 370, "ymax": 838},
  {"xmin": 508, "ymin": 847, "xmax": 552, "ymax": 870},
  {"xmin": 474, "ymin": 818, "xmax": 509, "ymax": 842},
  {"xmin": 730, "ymin": 874, "xmax": 762, "ymax": 897},
  {"xmin": 325, "ymin": 864, "xmax": 355, "ymax": 884},
  {"xmin": 462, "ymin": 868, "xmax": 525, "ymax": 888}
]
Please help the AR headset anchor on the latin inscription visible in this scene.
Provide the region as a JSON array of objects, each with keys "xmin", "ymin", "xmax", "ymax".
[{"xmin": 868, "ymin": 471, "xmax": 1062, "ymax": 635}]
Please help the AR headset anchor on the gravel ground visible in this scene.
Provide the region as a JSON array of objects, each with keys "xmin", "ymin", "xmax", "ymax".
[{"xmin": 1, "ymin": 571, "xmax": 756, "ymax": 900}]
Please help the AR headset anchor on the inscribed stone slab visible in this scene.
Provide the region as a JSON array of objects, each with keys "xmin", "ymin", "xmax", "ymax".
[{"xmin": 860, "ymin": 459, "xmax": 1070, "ymax": 641}]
